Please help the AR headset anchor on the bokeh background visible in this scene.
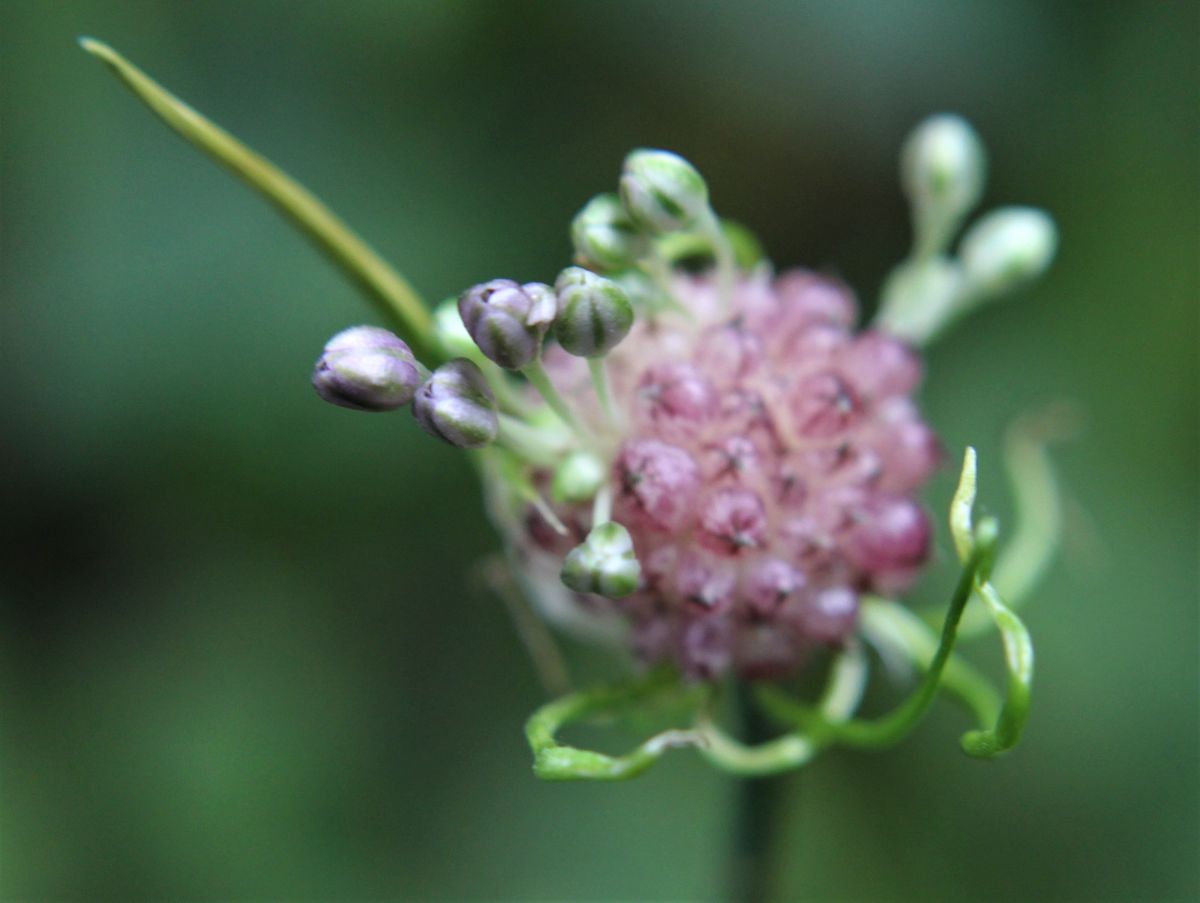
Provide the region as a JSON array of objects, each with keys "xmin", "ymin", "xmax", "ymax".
[{"xmin": 2, "ymin": 1, "xmax": 1196, "ymax": 899}]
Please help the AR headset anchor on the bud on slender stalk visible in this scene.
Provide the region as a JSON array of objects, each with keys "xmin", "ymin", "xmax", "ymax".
[
  {"xmin": 619, "ymin": 149, "xmax": 710, "ymax": 234},
  {"xmin": 571, "ymin": 193, "xmax": 648, "ymax": 271},
  {"xmin": 561, "ymin": 521, "xmax": 642, "ymax": 598},
  {"xmin": 554, "ymin": 267, "xmax": 634, "ymax": 358},
  {"xmin": 412, "ymin": 358, "xmax": 499, "ymax": 448},
  {"xmin": 901, "ymin": 114, "xmax": 986, "ymax": 255},
  {"xmin": 458, "ymin": 279, "xmax": 557, "ymax": 370},
  {"xmin": 959, "ymin": 207, "xmax": 1058, "ymax": 297},
  {"xmin": 312, "ymin": 326, "xmax": 425, "ymax": 412}
]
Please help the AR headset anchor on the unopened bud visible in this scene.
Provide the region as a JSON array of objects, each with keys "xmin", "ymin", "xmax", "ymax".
[
  {"xmin": 902, "ymin": 114, "xmax": 986, "ymax": 253},
  {"xmin": 552, "ymin": 450, "xmax": 607, "ymax": 503},
  {"xmin": 312, "ymin": 326, "xmax": 424, "ymax": 412},
  {"xmin": 560, "ymin": 521, "xmax": 641, "ymax": 598},
  {"xmin": 959, "ymin": 207, "xmax": 1058, "ymax": 297},
  {"xmin": 571, "ymin": 193, "xmax": 648, "ymax": 270},
  {"xmin": 619, "ymin": 149, "xmax": 709, "ymax": 234},
  {"xmin": 554, "ymin": 267, "xmax": 634, "ymax": 358},
  {"xmin": 412, "ymin": 358, "xmax": 499, "ymax": 449},
  {"xmin": 458, "ymin": 279, "xmax": 557, "ymax": 370}
]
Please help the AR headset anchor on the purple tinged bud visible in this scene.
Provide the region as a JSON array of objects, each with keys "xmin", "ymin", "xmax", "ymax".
[
  {"xmin": 411, "ymin": 358, "xmax": 499, "ymax": 449},
  {"xmin": 553, "ymin": 267, "xmax": 634, "ymax": 358},
  {"xmin": 458, "ymin": 278, "xmax": 555, "ymax": 370},
  {"xmin": 312, "ymin": 325, "xmax": 424, "ymax": 412}
]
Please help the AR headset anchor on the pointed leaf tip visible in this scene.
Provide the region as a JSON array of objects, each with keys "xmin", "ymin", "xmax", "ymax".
[{"xmin": 76, "ymin": 37, "xmax": 435, "ymax": 356}]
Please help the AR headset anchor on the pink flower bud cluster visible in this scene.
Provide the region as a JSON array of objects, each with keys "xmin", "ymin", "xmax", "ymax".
[{"xmin": 529, "ymin": 270, "xmax": 941, "ymax": 680}]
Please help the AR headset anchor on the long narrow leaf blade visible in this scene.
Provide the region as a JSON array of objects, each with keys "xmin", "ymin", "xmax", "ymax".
[{"xmin": 80, "ymin": 38, "xmax": 434, "ymax": 354}]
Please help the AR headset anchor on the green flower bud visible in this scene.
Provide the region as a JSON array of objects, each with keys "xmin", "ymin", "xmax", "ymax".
[
  {"xmin": 901, "ymin": 114, "xmax": 986, "ymax": 254},
  {"xmin": 571, "ymin": 193, "xmax": 648, "ymax": 270},
  {"xmin": 551, "ymin": 450, "xmax": 607, "ymax": 504},
  {"xmin": 412, "ymin": 358, "xmax": 499, "ymax": 449},
  {"xmin": 902, "ymin": 114, "xmax": 986, "ymax": 212},
  {"xmin": 619, "ymin": 149, "xmax": 710, "ymax": 234},
  {"xmin": 560, "ymin": 521, "xmax": 641, "ymax": 599},
  {"xmin": 959, "ymin": 207, "xmax": 1058, "ymax": 297},
  {"xmin": 553, "ymin": 267, "xmax": 634, "ymax": 358}
]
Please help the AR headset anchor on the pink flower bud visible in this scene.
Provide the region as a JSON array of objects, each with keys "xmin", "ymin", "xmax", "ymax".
[
  {"xmin": 697, "ymin": 487, "xmax": 768, "ymax": 555},
  {"xmin": 615, "ymin": 439, "xmax": 700, "ymax": 532}
]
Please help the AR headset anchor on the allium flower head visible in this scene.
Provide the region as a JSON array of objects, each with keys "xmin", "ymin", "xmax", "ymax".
[
  {"xmin": 516, "ymin": 270, "xmax": 939, "ymax": 680},
  {"xmin": 82, "ymin": 38, "xmax": 1059, "ymax": 780}
]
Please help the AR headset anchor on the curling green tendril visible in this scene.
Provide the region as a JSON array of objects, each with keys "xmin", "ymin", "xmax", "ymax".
[{"xmin": 524, "ymin": 447, "xmax": 1037, "ymax": 780}]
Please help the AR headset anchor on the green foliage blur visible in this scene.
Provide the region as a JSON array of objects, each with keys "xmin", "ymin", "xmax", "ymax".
[{"xmin": 2, "ymin": 1, "xmax": 1196, "ymax": 899}]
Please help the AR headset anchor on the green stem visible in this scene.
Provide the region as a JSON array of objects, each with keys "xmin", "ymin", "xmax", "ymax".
[
  {"xmin": 701, "ymin": 208, "xmax": 737, "ymax": 312},
  {"xmin": 727, "ymin": 684, "xmax": 786, "ymax": 903},
  {"xmin": 591, "ymin": 485, "xmax": 613, "ymax": 527},
  {"xmin": 497, "ymin": 413, "xmax": 564, "ymax": 467},
  {"xmin": 859, "ymin": 598, "xmax": 1001, "ymax": 729},
  {"xmin": 522, "ymin": 359, "xmax": 586, "ymax": 438},
  {"xmin": 481, "ymin": 360, "xmax": 540, "ymax": 419},
  {"xmin": 81, "ymin": 38, "xmax": 435, "ymax": 358},
  {"xmin": 486, "ymin": 448, "xmax": 567, "ymax": 535},
  {"xmin": 587, "ymin": 357, "xmax": 617, "ymax": 428}
]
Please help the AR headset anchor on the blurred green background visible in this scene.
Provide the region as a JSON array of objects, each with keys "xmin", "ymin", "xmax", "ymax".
[{"xmin": 2, "ymin": 1, "xmax": 1196, "ymax": 899}]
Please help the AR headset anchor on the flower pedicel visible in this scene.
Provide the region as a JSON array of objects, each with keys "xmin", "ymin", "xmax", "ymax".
[{"xmin": 84, "ymin": 39, "xmax": 1062, "ymax": 780}]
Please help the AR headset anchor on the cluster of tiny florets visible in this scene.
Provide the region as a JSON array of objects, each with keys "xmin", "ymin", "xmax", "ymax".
[{"xmin": 526, "ymin": 270, "xmax": 940, "ymax": 679}]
